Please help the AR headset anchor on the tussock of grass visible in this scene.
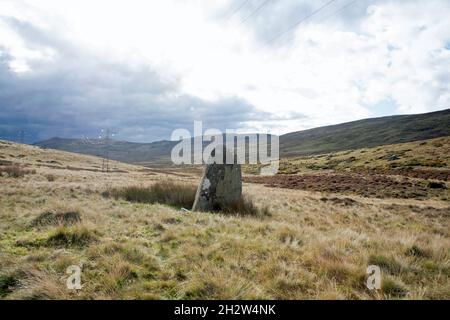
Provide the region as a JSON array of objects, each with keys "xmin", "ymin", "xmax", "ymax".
[
  {"xmin": 31, "ymin": 210, "xmax": 81, "ymax": 227},
  {"xmin": 382, "ymin": 278, "xmax": 408, "ymax": 298},
  {"xmin": 0, "ymin": 165, "xmax": 36, "ymax": 178},
  {"xmin": 13, "ymin": 268, "xmax": 70, "ymax": 300},
  {"xmin": 182, "ymin": 279, "xmax": 220, "ymax": 299},
  {"xmin": 103, "ymin": 182, "xmax": 197, "ymax": 209},
  {"xmin": 277, "ymin": 227, "xmax": 302, "ymax": 246},
  {"xmin": 45, "ymin": 226, "xmax": 97, "ymax": 247},
  {"xmin": 428, "ymin": 181, "xmax": 446, "ymax": 189},
  {"xmin": 405, "ymin": 245, "xmax": 432, "ymax": 259},
  {"xmin": 100, "ymin": 242, "xmax": 151, "ymax": 265},
  {"xmin": 217, "ymin": 196, "xmax": 271, "ymax": 217},
  {"xmin": 368, "ymin": 255, "xmax": 403, "ymax": 275},
  {"xmin": 104, "ymin": 182, "xmax": 270, "ymax": 217},
  {"xmin": 0, "ymin": 273, "xmax": 19, "ymax": 297}
]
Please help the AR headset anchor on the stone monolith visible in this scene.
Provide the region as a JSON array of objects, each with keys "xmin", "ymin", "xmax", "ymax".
[{"xmin": 192, "ymin": 147, "xmax": 242, "ymax": 212}]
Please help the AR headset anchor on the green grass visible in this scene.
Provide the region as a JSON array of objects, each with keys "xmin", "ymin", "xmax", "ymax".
[
  {"xmin": 104, "ymin": 182, "xmax": 197, "ymax": 209},
  {"xmin": 45, "ymin": 226, "xmax": 97, "ymax": 247},
  {"xmin": 31, "ymin": 210, "xmax": 81, "ymax": 227},
  {"xmin": 382, "ymin": 278, "xmax": 408, "ymax": 298},
  {"xmin": 405, "ymin": 245, "xmax": 432, "ymax": 259},
  {"xmin": 104, "ymin": 182, "xmax": 270, "ymax": 217},
  {"xmin": 0, "ymin": 274, "xmax": 19, "ymax": 298},
  {"xmin": 368, "ymin": 255, "xmax": 403, "ymax": 275},
  {"xmin": 216, "ymin": 196, "xmax": 271, "ymax": 217},
  {"xmin": 280, "ymin": 108, "xmax": 450, "ymax": 157}
]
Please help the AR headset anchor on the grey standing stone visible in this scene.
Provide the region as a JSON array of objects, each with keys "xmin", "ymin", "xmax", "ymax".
[{"xmin": 192, "ymin": 148, "xmax": 242, "ymax": 212}]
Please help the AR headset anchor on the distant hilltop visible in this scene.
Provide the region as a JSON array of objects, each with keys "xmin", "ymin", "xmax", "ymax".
[{"xmin": 34, "ymin": 108, "xmax": 450, "ymax": 165}]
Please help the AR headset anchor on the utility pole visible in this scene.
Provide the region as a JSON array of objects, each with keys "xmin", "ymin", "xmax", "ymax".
[
  {"xmin": 105, "ymin": 128, "xmax": 110, "ymax": 173},
  {"xmin": 19, "ymin": 130, "xmax": 25, "ymax": 144},
  {"xmin": 100, "ymin": 129, "xmax": 109, "ymax": 173},
  {"xmin": 99, "ymin": 128, "xmax": 116, "ymax": 173}
]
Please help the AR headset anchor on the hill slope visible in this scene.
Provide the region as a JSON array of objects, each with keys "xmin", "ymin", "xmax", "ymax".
[
  {"xmin": 280, "ymin": 108, "xmax": 450, "ymax": 157},
  {"xmin": 1, "ymin": 138, "xmax": 449, "ymax": 300},
  {"xmin": 34, "ymin": 109, "xmax": 450, "ymax": 164},
  {"xmin": 36, "ymin": 138, "xmax": 177, "ymax": 166}
]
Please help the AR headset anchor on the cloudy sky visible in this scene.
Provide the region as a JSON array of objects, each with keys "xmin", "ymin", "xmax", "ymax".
[{"xmin": 0, "ymin": 0, "xmax": 449, "ymax": 143}]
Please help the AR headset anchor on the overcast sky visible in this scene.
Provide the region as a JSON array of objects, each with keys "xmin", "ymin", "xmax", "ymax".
[{"xmin": 0, "ymin": 0, "xmax": 449, "ymax": 143}]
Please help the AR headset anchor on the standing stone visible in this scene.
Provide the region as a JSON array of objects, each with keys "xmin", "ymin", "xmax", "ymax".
[{"xmin": 192, "ymin": 148, "xmax": 242, "ymax": 212}]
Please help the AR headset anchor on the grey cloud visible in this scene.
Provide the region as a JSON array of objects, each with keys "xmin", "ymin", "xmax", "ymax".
[{"xmin": 0, "ymin": 17, "xmax": 269, "ymax": 143}]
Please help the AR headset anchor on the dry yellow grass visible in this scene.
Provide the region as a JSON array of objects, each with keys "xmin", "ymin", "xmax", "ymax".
[{"xmin": 0, "ymin": 139, "xmax": 449, "ymax": 300}]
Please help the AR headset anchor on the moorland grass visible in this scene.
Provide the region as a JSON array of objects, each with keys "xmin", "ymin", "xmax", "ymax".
[{"xmin": 104, "ymin": 181, "xmax": 270, "ymax": 217}]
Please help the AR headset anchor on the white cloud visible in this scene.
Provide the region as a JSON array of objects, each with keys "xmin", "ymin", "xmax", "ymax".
[{"xmin": 0, "ymin": 0, "xmax": 449, "ymax": 139}]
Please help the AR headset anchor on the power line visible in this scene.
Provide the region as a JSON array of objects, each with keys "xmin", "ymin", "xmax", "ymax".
[
  {"xmin": 82, "ymin": 128, "xmax": 118, "ymax": 173},
  {"xmin": 267, "ymin": 0, "xmax": 338, "ymax": 44},
  {"xmin": 100, "ymin": 128, "xmax": 119, "ymax": 173},
  {"xmin": 226, "ymin": 0, "xmax": 252, "ymax": 22},
  {"xmin": 241, "ymin": 0, "xmax": 274, "ymax": 24},
  {"xmin": 319, "ymin": 0, "xmax": 359, "ymax": 23}
]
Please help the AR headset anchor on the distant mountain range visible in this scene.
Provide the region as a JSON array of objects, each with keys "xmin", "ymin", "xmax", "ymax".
[
  {"xmin": 35, "ymin": 138, "xmax": 177, "ymax": 166},
  {"xmin": 34, "ymin": 109, "xmax": 450, "ymax": 166}
]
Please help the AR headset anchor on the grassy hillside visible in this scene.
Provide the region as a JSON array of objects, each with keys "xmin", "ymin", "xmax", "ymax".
[
  {"xmin": 36, "ymin": 137, "xmax": 176, "ymax": 166},
  {"xmin": 280, "ymin": 108, "xmax": 450, "ymax": 157},
  {"xmin": 245, "ymin": 136, "xmax": 450, "ymax": 200},
  {"xmin": 276, "ymin": 136, "xmax": 450, "ymax": 175},
  {"xmin": 1, "ymin": 138, "xmax": 449, "ymax": 299},
  {"xmin": 34, "ymin": 109, "xmax": 450, "ymax": 165}
]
